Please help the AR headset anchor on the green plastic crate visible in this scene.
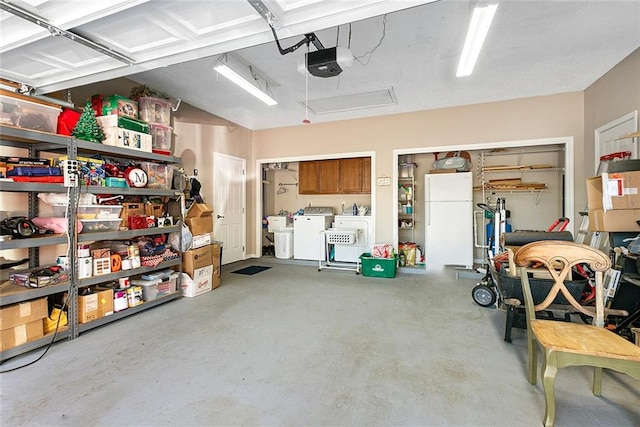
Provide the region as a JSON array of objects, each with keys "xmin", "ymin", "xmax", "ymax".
[{"xmin": 360, "ymin": 253, "xmax": 397, "ymax": 278}]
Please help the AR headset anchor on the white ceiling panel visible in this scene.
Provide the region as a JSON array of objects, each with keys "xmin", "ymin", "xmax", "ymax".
[{"xmin": 0, "ymin": 0, "xmax": 146, "ymax": 51}]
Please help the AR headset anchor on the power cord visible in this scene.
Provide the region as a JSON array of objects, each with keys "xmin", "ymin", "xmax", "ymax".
[{"xmin": 0, "ymin": 187, "xmax": 78, "ymax": 372}]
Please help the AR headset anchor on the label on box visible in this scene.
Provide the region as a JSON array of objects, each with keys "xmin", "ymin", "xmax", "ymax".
[
  {"xmin": 600, "ymin": 172, "xmax": 640, "ymax": 211},
  {"xmin": 18, "ymin": 303, "xmax": 31, "ymax": 317},
  {"xmin": 84, "ymin": 295, "xmax": 98, "ymax": 312},
  {"xmin": 14, "ymin": 324, "xmax": 27, "ymax": 345},
  {"xmin": 192, "ymin": 233, "xmax": 211, "ymax": 249}
]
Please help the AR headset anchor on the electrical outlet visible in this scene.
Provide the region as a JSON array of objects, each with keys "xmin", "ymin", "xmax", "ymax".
[
  {"xmin": 308, "ymin": 201, "xmax": 312, "ymax": 207},
  {"xmin": 63, "ymin": 160, "xmax": 78, "ymax": 187}
]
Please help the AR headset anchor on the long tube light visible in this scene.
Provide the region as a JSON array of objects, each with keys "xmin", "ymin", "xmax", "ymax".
[
  {"xmin": 456, "ymin": 3, "xmax": 498, "ymax": 77},
  {"xmin": 213, "ymin": 63, "xmax": 277, "ymax": 106}
]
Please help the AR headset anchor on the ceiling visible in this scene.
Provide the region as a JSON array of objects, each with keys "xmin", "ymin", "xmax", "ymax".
[{"xmin": 1, "ymin": 0, "xmax": 639, "ymax": 131}]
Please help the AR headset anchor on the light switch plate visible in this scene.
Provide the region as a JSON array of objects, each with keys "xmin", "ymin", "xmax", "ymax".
[{"xmin": 376, "ymin": 176, "xmax": 391, "ymax": 186}]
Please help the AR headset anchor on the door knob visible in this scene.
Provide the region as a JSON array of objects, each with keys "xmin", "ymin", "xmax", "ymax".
[{"xmin": 217, "ymin": 214, "xmax": 225, "ymax": 219}]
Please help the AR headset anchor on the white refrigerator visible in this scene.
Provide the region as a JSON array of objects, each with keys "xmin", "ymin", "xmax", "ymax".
[{"xmin": 424, "ymin": 172, "xmax": 473, "ymax": 270}]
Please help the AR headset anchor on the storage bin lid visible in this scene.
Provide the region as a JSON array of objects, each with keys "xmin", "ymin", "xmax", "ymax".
[{"xmin": 131, "ymin": 278, "xmax": 161, "ymax": 286}]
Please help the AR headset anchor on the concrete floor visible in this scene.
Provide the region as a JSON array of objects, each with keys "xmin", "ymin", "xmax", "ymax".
[{"xmin": 1, "ymin": 259, "xmax": 639, "ymax": 426}]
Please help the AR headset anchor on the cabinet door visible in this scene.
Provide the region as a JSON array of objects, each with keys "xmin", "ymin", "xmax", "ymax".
[
  {"xmin": 339, "ymin": 158, "xmax": 363, "ymax": 193},
  {"xmin": 299, "ymin": 161, "xmax": 319, "ymax": 194},
  {"xmin": 317, "ymin": 159, "xmax": 340, "ymax": 194},
  {"xmin": 361, "ymin": 157, "xmax": 371, "ymax": 193}
]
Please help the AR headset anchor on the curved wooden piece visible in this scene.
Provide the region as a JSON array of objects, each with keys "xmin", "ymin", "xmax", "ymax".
[{"xmin": 515, "ymin": 240, "xmax": 610, "ymax": 326}]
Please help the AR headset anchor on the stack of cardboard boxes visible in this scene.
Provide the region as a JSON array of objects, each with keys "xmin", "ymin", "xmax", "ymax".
[
  {"xmin": 587, "ymin": 171, "xmax": 640, "ymax": 232},
  {"xmin": 0, "ymin": 298, "xmax": 48, "ymax": 351},
  {"xmin": 182, "ymin": 203, "xmax": 222, "ymax": 297}
]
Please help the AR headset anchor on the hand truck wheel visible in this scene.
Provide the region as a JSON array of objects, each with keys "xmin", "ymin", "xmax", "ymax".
[{"xmin": 472, "ymin": 284, "xmax": 497, "ymax": 307}]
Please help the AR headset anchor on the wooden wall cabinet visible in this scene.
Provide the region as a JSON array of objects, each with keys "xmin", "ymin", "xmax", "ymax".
[
  {"xmin": 299, "ymin": 157, "xmax": 371, "ymax": 194},
  {"xmin": 298, "ymin": 161, "xmax": 319, "ymax": 194}
]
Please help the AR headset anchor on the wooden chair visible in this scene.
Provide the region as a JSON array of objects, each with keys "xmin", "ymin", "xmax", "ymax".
[{"xmin": 515, "ymin": 240, "xmax": 640, "ymax": 427}]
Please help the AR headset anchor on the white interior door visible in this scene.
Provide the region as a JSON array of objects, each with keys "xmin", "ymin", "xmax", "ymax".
[
  {"xmin": 213, "ymin": 153, "xmax": 246, "ymax": 265},
  {"xmin": 595, "ymin": 111, "xmax": 638, "ymax": 173}
]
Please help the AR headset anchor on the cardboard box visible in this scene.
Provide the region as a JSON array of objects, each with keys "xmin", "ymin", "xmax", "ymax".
[
  {"xmin": 191, "ymin": 233, "xmax": 211, "ymax": 249},
  {"xmin": 211, "ymin": 242, "xmax": 222, "ymax": 257},
  {"xmin": 1, "ymin": 320, "xmax": 44, "ymax": 351},
  {"xmin": 78, "ymin": 288, "xmax": 114, "ymax": 324},
  {"xmin": 183, "ymin": 245, "xmax": 213, "ymax": 276},
  {"xmin": 212, "ymin": 252, "xmax": 221, "ymax": 289},
  {"xmin": 0, "ymin": 298, "xmax": 48, "ymax": 330},
  {"xmin": 99, "ymin": 124, "xmax": 152, "ymax": 152},
  {"xmin": 187, "ymin": 203, "xmax": 213, "ymax": 218},
  {"xmin": 588, "ymin": 209, "xmax": 640, "ymax": 232},
  {"xmin": 185, "ymin": 217, "xmax": 213, "ymax": 235},
  {"xmin": 586, "ymin": 171, "xmax": 640, "ymax": 211},
  {"xmin": 185, "ymin": 203, "xmax": 214, "ymax": 235},
  {"xmin": 182, "ymin": 266, "xmax": 213, "ymax": 297},
  {"xmin": 101, "ymin": 94, "xmax": 138, "ymax": 118}
]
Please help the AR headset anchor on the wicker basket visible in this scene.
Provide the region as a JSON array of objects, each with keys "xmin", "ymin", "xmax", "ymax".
[
  {"xmin": 120, "ymin": 202, "xmax": 145, "ymax": 228},
  {"xmin": 144, "ymin": 203, "xmax": 163, "ymax": 218}
]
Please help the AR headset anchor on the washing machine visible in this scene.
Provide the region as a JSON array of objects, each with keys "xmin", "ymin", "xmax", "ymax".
[
  {"xmin": 333, "ymin": 215, "xmax": 374, "ymax": 263},
  {"xmin": 293, "ymin": 207, "xmax": 334, "ymax": 261}
]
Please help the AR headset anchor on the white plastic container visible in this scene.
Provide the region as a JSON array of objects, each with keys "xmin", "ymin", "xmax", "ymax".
[
  {"xmin": 149, "ymin": 123, "xmax": 173, "ymax": 154},
  {"xmin": 79, "ymin": 218, "xmax": 121, "ymax": 233},
  {"xmin": 274, "ymin": 228, "xmax": 294, "ymax": 259},
  {"xmin": 132, "ymin": 278, "xmax": 161, "ymax": 301},
  {"xmin": 0, "ymin": 93, "xmax": 60, "ymax": 133},
  {"xmin": 156, "ymin": 272, "xmax": 179, "ymax": 297},
  {"xmin": 138, "ymin": 96, "xmax": 171, "ymax": 125},
  {"xmin": 76, "ymin": 205, "xmax": 123, "ymax": 219}
]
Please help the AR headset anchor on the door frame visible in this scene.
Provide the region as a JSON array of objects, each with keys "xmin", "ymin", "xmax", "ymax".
[
  {"xmin": 252, "ymin": 151, "xmax": 376, "ymax": 259},
  {"xmin": 392, "ymin": 136, "xmax": 575, "ymax": 256},
  {"xmin": 213, "ymin": 152, "xmax": 246, "ymax": 264}
]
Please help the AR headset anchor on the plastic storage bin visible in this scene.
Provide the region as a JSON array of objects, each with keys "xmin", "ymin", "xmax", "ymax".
[
  {"xmin": 79, "ymin": 218, "xmax": 121, "ymax": 233},
  {"xmin": 52, "ymin": 204, "xmax": 122, "ymax": 219},
  {"xmin": 0, "ymin": 92, "xmax": 61, "ymax": 133},
  {"xmin": 156, "ymin": 272, "xmax": 179, "ymax": 296},
  {"xmin": 138, "ymin": 97, "xmax": 171, "ymax": 125},
  {"xmin": 138, "ymin": 162, "xmax": 173, "ymax": 189},
  {"xmin": 360, "ymin": 253, "xmax": 397, "ymax": 278},
  {"xmin": 274, "ymin": 228, "xmax": 294, "ymax": 259},
  {"xmin": 132, "ymin": 278, "xmax": 161, "ymax": 302},
  {"xmin": 78, "ymin": 205, "xmax": 123, "ymax": 219},
  {"xmin": 149, "ymin": 123, "xmax": 173, "ymax": 154}
]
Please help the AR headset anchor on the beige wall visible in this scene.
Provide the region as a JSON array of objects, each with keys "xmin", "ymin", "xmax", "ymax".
[
  {"xmin": 584, "ymin": 48, "xmax": 640, "ymax": 173},
  {"xmin": 253, "ymin": 92, "xmax": 585, "ymax": 246}
]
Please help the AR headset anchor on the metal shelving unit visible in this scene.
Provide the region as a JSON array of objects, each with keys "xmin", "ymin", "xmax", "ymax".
[
  {"xmin": 0, "ymin": 124, "xmax": 183, "ymax": 361},
  {"xmin": 398, "ymin": 157, "xmax": 416, "ymax": 243}
]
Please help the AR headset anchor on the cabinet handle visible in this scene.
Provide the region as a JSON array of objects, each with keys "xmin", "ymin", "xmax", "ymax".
[{"xmin": 217, "ymin": 214, "xmax": 225, "ymax": 219}]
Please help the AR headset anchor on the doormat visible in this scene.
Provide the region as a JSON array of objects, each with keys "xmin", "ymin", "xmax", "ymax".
[{"xmin": 231, "ymin": 265, "xmax": 272, "ymax": 276}]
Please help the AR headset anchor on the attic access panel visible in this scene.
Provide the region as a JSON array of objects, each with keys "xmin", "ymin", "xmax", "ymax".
[{"xmin": 303, "ymin": 87, "xmax": 397, "ymax": 114}]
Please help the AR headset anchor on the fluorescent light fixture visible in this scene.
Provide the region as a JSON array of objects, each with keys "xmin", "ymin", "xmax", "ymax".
[
  {"xmin": 456, "ymin": 3, "xmax": 498, "ymax": 77},
  {"xmin": 213, "ymin": 59, "xmax": 277, "ymax": 106}
]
